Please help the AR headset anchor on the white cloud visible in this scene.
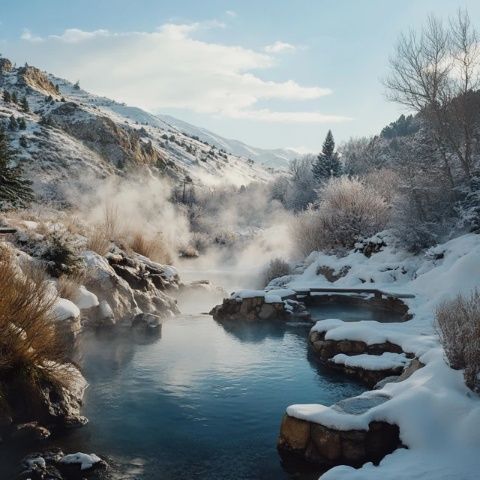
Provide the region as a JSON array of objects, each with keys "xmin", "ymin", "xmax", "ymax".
[
  {"xmin": 264, "ymin": 41, "xmax": 296, "ymax": 54},
  {"xmin": 225, "ymin": 10, "xmax": 237, "ymax": 18},
  {"xmin": 13, "ymin": 22, "xmax": 349, "ymax": 124},
  {"xmin": 20, "ymin": 29, "xmax": 43, "ymax": 43}
]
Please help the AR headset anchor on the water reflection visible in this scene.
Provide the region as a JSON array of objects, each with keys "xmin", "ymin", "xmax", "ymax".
[{"xmin": 1, "ymin": 314, "xmax": 366, "ymax": 480}]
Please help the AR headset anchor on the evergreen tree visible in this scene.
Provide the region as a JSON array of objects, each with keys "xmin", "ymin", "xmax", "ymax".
[
  {"xmin": 8, "ymin": 115, "xmax": 18, "ymax": 131},
  {"xmin": 73, "ymin": 80, "xmax": 80, "ymax": 90},
  {"xmin": 0, "ymin": 126, "xmax": 34, "ymax": 209},
  {"xmin": 2, "ymin": 90, "xmax": 11, "ymax": 103},
  {"xmin": 18, "ymin": 117, "xmax": 27, "ymax": 130},
  {"xmin": 19, "ymin": 136, "xmax": 28, "ymax": 148},
  {"xmin": 11, "ymin": 91, "xmax": 17, "ymax": 104},
  {"xmin": 312, "ymin": 130, "xmax": 342, "ymax": 182},
  {"xmin": 20, "ymin": 96, "xmax": 29, "ymax": 113}
]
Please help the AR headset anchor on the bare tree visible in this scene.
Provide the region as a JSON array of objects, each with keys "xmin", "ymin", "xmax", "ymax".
[{"xmin": 384, "ymin": 9, "xmax": 480, "ymax": 188}]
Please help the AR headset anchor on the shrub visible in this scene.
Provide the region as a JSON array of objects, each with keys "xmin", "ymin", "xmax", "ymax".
[
  {"xmin": 292, "ymin": 177, "xmax": 389, "ymax": 255},
  {"xmin": 42, "ymin": 232, "xmax": 83, "ymax": 277},
  {"xmin": 129, "ymin": 232, "xmax": 173, "ymax": 264},
  {"xmin": 0, "ymin": 248, "xmax": 70, "ymax": 395},
  {"xmin": 435, "ymin": 290, "xmax": 480, "ymax": 393},
  {"xmin": 262, "ymin": 258, "xmax": 291, "ymax": 287}
]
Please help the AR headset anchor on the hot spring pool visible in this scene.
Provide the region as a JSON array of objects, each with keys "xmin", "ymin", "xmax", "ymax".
[{"xmin": 26, "ymin": 314, "xmax": 364, "ymax": 479}]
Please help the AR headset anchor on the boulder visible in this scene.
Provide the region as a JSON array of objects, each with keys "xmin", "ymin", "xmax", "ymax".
[{"xmin": 12, "ymin": 422, "xmax": 51, "ymax": 442}]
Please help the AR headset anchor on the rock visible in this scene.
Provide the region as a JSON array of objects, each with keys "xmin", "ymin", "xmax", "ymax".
[
  {"xmin": 309, "ymin": 424, "xmax": 341, "ymax": 462},
  {"xmin": 0, "ymin": 58, "xmax": 13, "ymax": 74},
  {"xmin": 12, "ymin": 422, "xmax": 51, "ymax": 442},
  {"xmin": 132, "ymin": 312, "xmax": 162, "ymax": 329},
  {"xmin": 277, "ymin": 414, "xmax": 311, "ymax": 451},
  {"xmin": 17, "ymin": 66, "xmax": 59, "ymax": 97},
  {"xmin": 278, "ymin": 413, "xmax": 401, "ymax": 469},
  {"xmin": 258, "ymin": 303, "xmax": 276, "ymax": 320},
  {"xmin": 82, "ymin": 251, "xmax": 139, "ymax": 326}
]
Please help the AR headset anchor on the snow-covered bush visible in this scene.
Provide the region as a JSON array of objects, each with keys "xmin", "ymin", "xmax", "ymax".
[
  {"xmin": 436, "ymin": 290, "xmax": 480, "ymax": 393},
  {"xmin": 292, "ymin": 177, "xmax": 389, "ymax": 255},
  {"xmin": 261, "ymin": 257, "xmax": 291, "ymax": 287}
]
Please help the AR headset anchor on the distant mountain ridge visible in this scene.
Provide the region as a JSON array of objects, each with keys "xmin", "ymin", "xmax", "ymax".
[{"xmin": 156, "ymin": 114, "xmax": 298, "ymax": 169}]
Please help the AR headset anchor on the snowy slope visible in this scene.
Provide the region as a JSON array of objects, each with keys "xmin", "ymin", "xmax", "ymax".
[
  {"xmin": 0, "ymin": 59, "xmax": 274, "ymax": 204},
  {"xmin": 281, "ymin": 233, "xmax": 480, "ymax": 480},
  {"xmin": 157, "ymin": 114, "xmax": 297, "ymax": 169}
]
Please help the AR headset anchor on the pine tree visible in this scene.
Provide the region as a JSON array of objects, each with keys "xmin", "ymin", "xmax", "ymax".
[
  {"xmin": 0, "ymin": 126, "xmax": 34, "ymax": 209},
  {"xmin": 11, "ymin": 91, "xmax": 17, "ymax": 104},
  {"xmin": 2, "ymin": 90, "xmax": 11, "ymax": 103},
  {"xmin": 8, "ymin": 115, "xmax": 18, "ymax": 131},
  {"xmin": 19, "ymin": 136, "xmax": 28, "ymax": 148},
  {"xmin": 18, "ymin": 117, "xmax": 27, "ymax": 130},
  {"xmin": 312, "ymin": 130, "xmax": 342, "ymax": 182},
  {"xmin": 20, "ymin": 96, "xmax": 29, "ymax": 113}
]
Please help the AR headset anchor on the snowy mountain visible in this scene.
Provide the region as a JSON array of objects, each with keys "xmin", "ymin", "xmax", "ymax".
[
  {"xmin": 0, "ymin": 58, "xmax": 277, "ymax": 204},
  {"xmin": 156, "ymin": 114, "xmax": 298, "ymax": 169}
]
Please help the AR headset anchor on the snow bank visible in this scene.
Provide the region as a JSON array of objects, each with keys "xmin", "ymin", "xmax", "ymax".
[
  {"xmin": 283, "ymin": 233, "xmax": 480, "ymax": 479},
  {"xmin": 74, "ymin": 285, "xmax": 99, "ymax": 310},
  {"xmin": 53, "ymin": 298, "xmax": 80, "ymax": 321},
  {"xmin": 330, "ymin": 352, "xmax": 409, "ymax": 371}
]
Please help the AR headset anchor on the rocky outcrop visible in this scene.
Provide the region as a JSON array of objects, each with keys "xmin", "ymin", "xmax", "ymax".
[
  {"xmin": 310, "ymin": 328, "xmax": 404, "ymax": 360},
  {"xmin": 47, "ymin": 104, "xmax": 165, "ymax": 169},
  {"xmin": 309, "ymin": 328, "xmax": 413, "ymax": 386},
  {"xmin": 0, "ymin": 58, "xmax": 13, "ymax": 74},
  {"xmin": 82, "ymin": 249, "xmax": 179, "ymax": 327},
  {"xmin": 278, "ymin": 413, "xmax": 400, "ymax": 468},
  {"xmin": 1, "ymin": 363, "xmax": 87, "ymax": 446},
  {"xmin": 18, "ymin": 449, "xmax": 108, "ymax": 480},
  {"xmin": 210, "ymin": 295, "xmax": 309, "ymax": 322},
  {"xmin": 17, "ymin": 66, "xmax": 59, "ymax": 97}
]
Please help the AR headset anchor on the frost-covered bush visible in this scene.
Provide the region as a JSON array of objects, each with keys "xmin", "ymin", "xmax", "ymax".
[
  {"xmin": 292, "ymin": 177, "xmax": 389, "ymax": 255},
  {"xmin": 436, "ymin": 290, "xmax": 480, "ymax": 393},
  {"xmin": 262, "ymin": 257, "xmax": 291, "ymax": 287},
  {"xmin": 42, "ymin": 232, "xmax": 83, "ymax": 277}
]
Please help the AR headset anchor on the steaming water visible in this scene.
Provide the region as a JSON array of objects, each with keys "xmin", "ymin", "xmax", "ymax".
[
  {"xmin": 0, "ymin": 265, "xmax": 396, "ymax": 480},
  {"xmin": 68, "ymin": 316, "xmax": 364, "ymax": 479}
]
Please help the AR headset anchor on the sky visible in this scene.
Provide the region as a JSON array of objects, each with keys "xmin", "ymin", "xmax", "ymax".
[{"xmin": 1, "ymin": 0, "xmax": 480, "ymax": 152}]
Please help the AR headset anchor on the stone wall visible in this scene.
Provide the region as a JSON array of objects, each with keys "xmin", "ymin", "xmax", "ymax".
[{"xmin": 278, "ymin": 414, "xmax": 401, "ymax": 468}]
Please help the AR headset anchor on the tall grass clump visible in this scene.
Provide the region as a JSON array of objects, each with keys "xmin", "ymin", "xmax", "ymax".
[
  {"xmin": 436, "ymin": 290, "xmax": 480, "ymax": 393},
  {"xmin": 0, "ymin": 248, "xmax": 70, "ymax": 397},
  {"xmin": 129, "ymin": 232, "xmax": 173, "ymax": 264}
]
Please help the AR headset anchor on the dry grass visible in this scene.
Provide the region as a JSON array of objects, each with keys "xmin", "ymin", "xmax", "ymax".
[
  {"xmin": 86, "ymin": 229, "xmax": 111, "ymax": 256},
  {"xmin": 129, "ymin": 232, "xmax": 173, "ymax": 264},
  {"xmin": 56, "ymin": 270, "xmax": 86, "ymax": 302},
  {"xmin": 0, "ymin": 247, "xmax": 71, "ymax": 391},
  {"xmin": 436, "ymin": 290, "xmax": 480, "ymax": 393}
]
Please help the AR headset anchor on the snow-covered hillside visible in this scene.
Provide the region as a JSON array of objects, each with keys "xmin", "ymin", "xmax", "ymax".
[
  {"xmin": 157, "ymin": 114, "xmax": 298, "ymax": 169},
  {"xmin": 0, "ymin": 58, "xmax": 277, "ymax": 204}
]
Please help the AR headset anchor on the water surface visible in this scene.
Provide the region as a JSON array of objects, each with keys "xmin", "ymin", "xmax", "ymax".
[{"xmin": 67, "ymin": 315, "xmax": 364, "ymax": 479}]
